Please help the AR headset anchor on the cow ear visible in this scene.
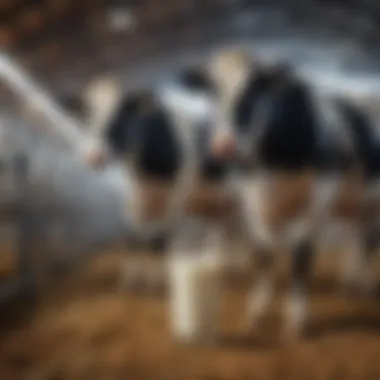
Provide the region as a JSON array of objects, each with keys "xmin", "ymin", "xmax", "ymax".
[
  {"xmin": 83, "ymin": 76, "xmax": 123, "ymax": 134},
  {"xmin": 178, "ymin": 64, "xmax": 217, "ymax": 94},
  {"xmin": 262, "ymin": 61, "xmax": 293, "ymax": 92}
]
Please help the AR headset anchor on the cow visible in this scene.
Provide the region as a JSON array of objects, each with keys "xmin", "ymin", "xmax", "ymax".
[
  {"xmin": 206, "ymin": 47, "xmax": 380, "ymax": 340},
  {"xmin": 331, "ymin": 98, "xmax": 380, "ymax": 296},
  {"xmin": 82, "ymin": 68, "xmax": 249, "ymax": 294}
]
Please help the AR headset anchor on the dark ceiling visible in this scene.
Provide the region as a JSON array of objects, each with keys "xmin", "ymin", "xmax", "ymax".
[
  {"xmin": 2, "ymin": 0, "xmax": 380, "ymax": 96},
  {"xmin": 2, "ymin": 0, "xmax": 238, "ymax": 78}
]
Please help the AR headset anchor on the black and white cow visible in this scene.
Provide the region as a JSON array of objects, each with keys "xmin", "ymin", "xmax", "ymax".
[
  {"xmin": 207, "ymin": 47, "xmax": 380, "ymax": 339},
  {"xmin": 82, "ymin": 68, "xmax": 248, "ymax": 293}
]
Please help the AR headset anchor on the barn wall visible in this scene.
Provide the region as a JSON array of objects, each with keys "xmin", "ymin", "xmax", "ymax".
[{"xmin": 3, "ymin": 0, "xmax": 380, "ymax": 94}]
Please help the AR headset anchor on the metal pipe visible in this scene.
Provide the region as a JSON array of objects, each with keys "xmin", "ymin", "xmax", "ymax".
[{"xmin": 0, "ymin": 52, "xmax": 96, "ymax": 154}]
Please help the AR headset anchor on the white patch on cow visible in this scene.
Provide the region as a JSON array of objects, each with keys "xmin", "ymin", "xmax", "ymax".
[
  {"xmin": 238, "ymin": 175, "xmax": 278, "ymax": 250},
  {"xmin": 121, "ymin": 168, "xmax": 146, "ymax": 233},
  {"xmin": 80, "ymin": 76, "xmax": 124, "ymax": 169},
  {"xmin": 207, "ymin": 49, "xmax": 252, "ymax": 142},
  {"xmin": 237, "ymin": 172, "xmax": 318, "ymax": 250},
  {"xmin": 207, "ymin": 48, "xmax": 252, "ymax": 103},
  {"xmin": 246, "ymin": 266, "xmax": 275, "ymax": 330}
]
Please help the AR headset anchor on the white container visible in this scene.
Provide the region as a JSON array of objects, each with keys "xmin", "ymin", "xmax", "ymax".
[{"xmin": 167, "ymin": 220, "xmax": 224, "ymax": 343}]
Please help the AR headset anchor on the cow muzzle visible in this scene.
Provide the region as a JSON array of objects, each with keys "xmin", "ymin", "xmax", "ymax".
[{"xmin": 211, "ymin": 134, "xmax": 236, "ymax": 159}]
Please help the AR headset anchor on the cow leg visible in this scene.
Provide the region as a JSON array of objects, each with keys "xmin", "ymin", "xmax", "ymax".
[
  {"xmin": 337, "ymin": 222, "xmax": 365, "ymax": 295},
  {"xmin": 283, "ymin": 237, "xmax": 315, "ymax": 340},
  {"xmin": 221, "ymin": 204, "xmax": 251, "ymax": 279},
  {"xmin": 246, "ymin": 243, "xmax": 275, "ymax": 332},
  {"xmin": 145, "ymin": 234, "xmax": 169, "ymax": 293},
  {"xmin": 242, "ymin": 176, "xmax": 277, "ymax": 333},
  {"xmin": 360, "ymin": 229, "xmax": 378, "ymax": 297}
]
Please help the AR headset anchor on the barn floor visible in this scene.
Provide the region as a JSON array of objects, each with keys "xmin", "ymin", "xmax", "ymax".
[{"xmin": 1, "ymin": 250, "xmax": 380, "ymax": 380}]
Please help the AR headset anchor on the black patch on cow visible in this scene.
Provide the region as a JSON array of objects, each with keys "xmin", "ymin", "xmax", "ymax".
[
  {"xmin": 335, "ymin": 98, "xmax": 380, "ymax": 179},
  {"xmin": 105, "ymin": 92, "xmax": 183, "ymax": 180},
  {"xmin": 137, "ymin": 109, "xmax": 183, "ymax": 179},
  {"xmin": 106, "ymin": 85, "xmax": 228, "ymax": 183},
  {"xmin": 178, "ymin": 66, "xmax": 217, "ymax": 95},
  {"xmin": 315, "ymin": 120, "xmax": 357, "ymax": 174},
  {"xmin": 233, "ymin": 67, "xmax": 319, "ymax": 171},
  {"xmin": 233, "ymin": 69, "xmax": 275, "ymax": 134},
  {"xmin": 105, "ymin": 94, "xmax": 142, "ymax": 154}
]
